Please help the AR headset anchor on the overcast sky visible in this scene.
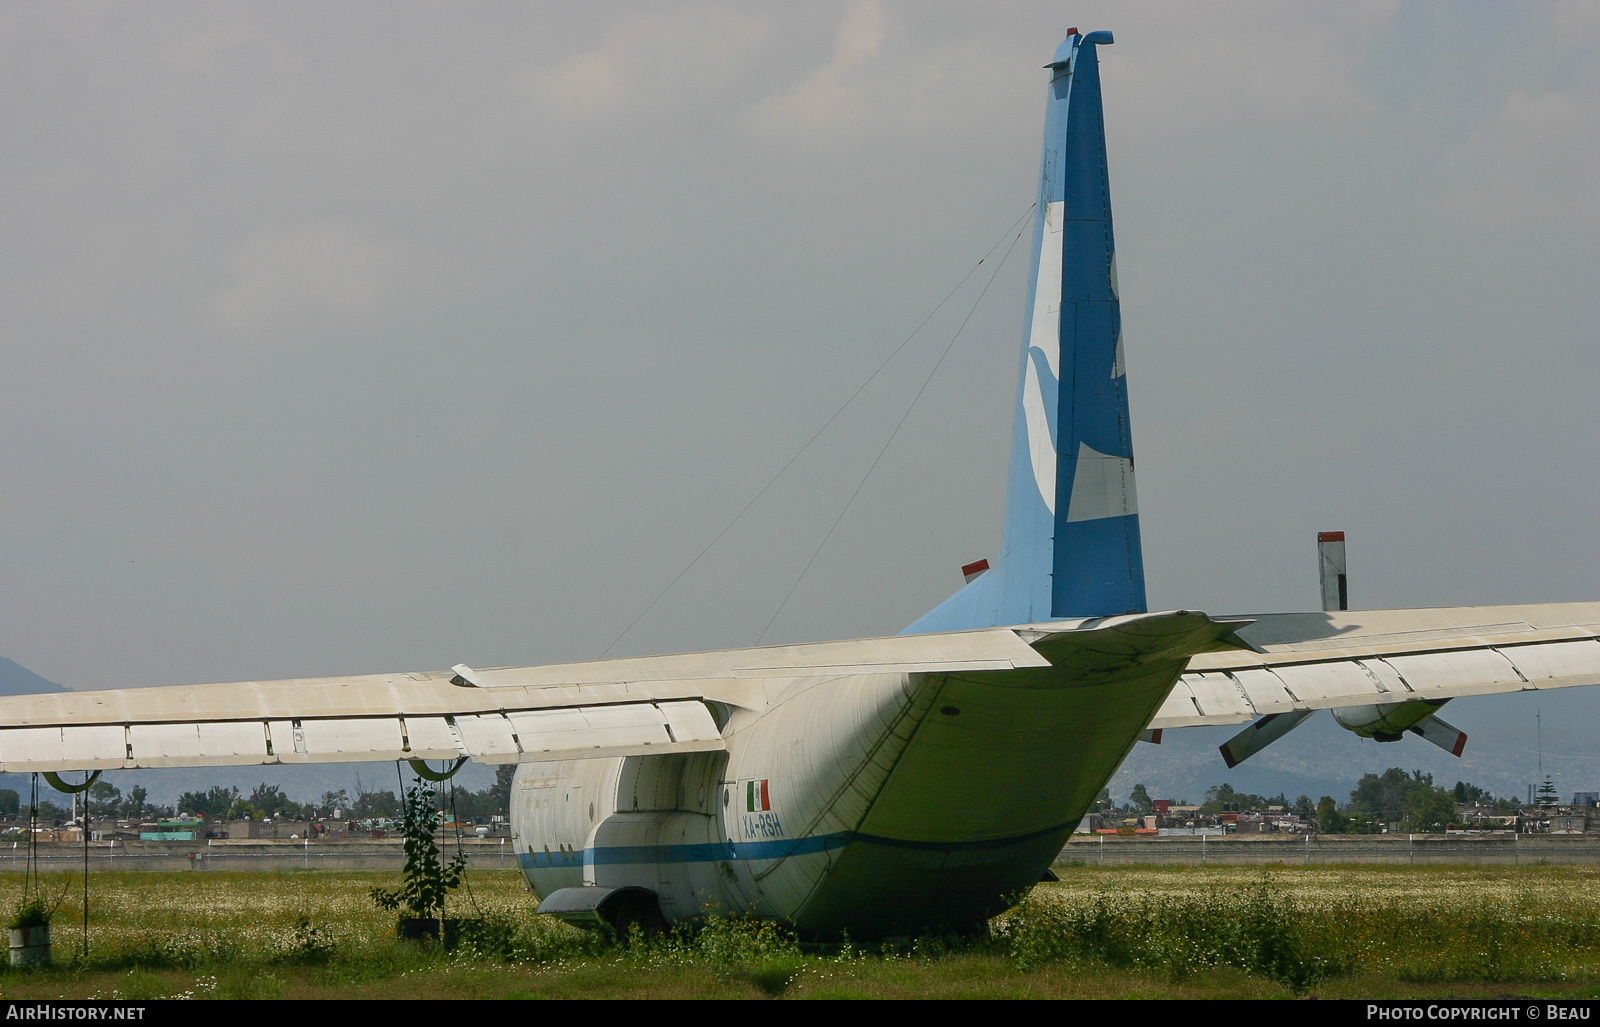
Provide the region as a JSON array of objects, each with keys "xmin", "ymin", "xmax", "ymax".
[{"xmin": 1, "ymin": 1, "xmax": 1596, "ymax": 699}]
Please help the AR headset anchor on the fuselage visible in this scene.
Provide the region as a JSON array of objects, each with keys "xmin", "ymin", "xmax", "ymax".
[{"xmin": 510, "ymin": 633, "xmax": 1194, "ymax": 939}]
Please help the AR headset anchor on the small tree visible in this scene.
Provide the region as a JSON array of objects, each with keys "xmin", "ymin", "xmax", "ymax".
[
  {"xmin": 246, "ymin": 783, "xmax": 295, "ymax": 818},
  {"xmin": 178, "ymin": 785, "xmax": 238, "ymax": 819},
  {"xmin": 369, "ymin": 779, "xmax": 466, "ymax": 924},
  {"xmin": 1316, "ymin": 796, "xmax": 1344, "ymax": 834},
  {"xmin": 87, "ymin": 781, "xmax": 122, "ymax": 818},
  {"xmin": 489, "ymin": 764, "xmax": 516, "ymax": 819},
  {"xmin": 1128, "ymin": 783, "xmax": 1153, "ymax": 813},
  {"xmin": 1200, "ymin": 783, "xmax": 1269, "ymax": 813},
  {"xmin": 1537, "ymin": 776, "xmax": 1560, "ymax": 807},
  {"xmin": 1402, "ymin": 785, "xmax": 1458, "ymax": 833},
  {"xmin": 353, "ymin": 787, "xmax": 402, "ymax": 821}
]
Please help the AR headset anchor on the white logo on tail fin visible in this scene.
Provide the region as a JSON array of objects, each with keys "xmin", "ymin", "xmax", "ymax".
[
  {"xmin": 1029, "ymin": 201, "xmax": 1065, "ymax": 377},
  {"xmin": 1023, "ymin": 358, "xmax": 1055, "ymax": 515},
  {"xmin": 1023, "ymin": 201, "xmax": 1066, "ymax": 513}
]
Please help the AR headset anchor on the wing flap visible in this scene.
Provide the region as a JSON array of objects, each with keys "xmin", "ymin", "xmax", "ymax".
[
  {"xmin": 1184, "ymin": 672, "xmax": 1252, "ymax": 719},
  {"xmin": 1152, "ymin": 603, "xmax": 1600, "ymax": 729},
  {"xmin": 1498, "ymin": 638, "xmax": 1600, "ymax": 688},
  {"xmin": 1230, "ymin": 667, "xmax": 1300, "ymax": 713},
  {"xmin": 1271, "ymin": 661, "xmax": 1387, "ymax": 705},
  {"xmin": 400, "ymin": 716, "xmax": 464, "ymax": 760},
  {"xmin": 126, "ymin": 721, "xmax": 270, "ymax": 768},
  {"xmin": 0, "ymin": 700, "xmax": 727, "ymax": 773},
  {"xmin": 0, "ymin": 726, "xmax": 128, "ymax": 772},
  {"xmin": 294, "ymin": 719, "xmax": 408, "ymax": 762},
  {"xmin": 1148, "ymin": 684, "xmax": 1249, "ymax": 728},
  {"xmin": 660, "ymin": 700, "xmax": 721, "ymax": 745},
  {"xmin": 1383, "ymin": 649, "xmax": 1523, "ymax": 697}
]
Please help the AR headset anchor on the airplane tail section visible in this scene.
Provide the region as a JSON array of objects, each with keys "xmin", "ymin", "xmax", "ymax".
[{"xmin": 907, "ymin": 29, "xmax": 1145, "ymax": 634}]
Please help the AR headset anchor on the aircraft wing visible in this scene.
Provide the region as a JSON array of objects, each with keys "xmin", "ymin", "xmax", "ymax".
[
  {"xmin": 1149, "ymin": 601, "xmax": 1600, "ymax": 729},
  {"xmin": 0, "ymin": 626, "xmax": 1069, "ymax": 774}
]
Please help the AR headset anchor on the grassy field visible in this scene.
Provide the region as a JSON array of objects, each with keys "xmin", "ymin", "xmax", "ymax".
[{"xmin": 2, "ymin": 864, "xmax": 1600, "ymax": 999}]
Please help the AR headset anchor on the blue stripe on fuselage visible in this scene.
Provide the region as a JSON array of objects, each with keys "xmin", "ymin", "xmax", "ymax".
[
  {"xmin": 519, "ymin": 832, "xmax": 852, "ymax": 870},
  {"xmin": 516, "ymin": 821, "xmax": 1078, "ymax": 871}
]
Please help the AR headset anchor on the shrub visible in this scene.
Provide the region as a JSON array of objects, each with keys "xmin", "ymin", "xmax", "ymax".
[{"xmin": 368, "ymin": 779, "xmax": 466, "ymax": 924}]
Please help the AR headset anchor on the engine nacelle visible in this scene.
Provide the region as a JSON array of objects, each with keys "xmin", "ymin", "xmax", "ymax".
[{"xmin": 1332, "ymin": 699, "xmax": 1446, "ymax": 742}]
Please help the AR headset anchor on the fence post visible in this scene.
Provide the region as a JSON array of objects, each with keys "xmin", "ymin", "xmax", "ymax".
[{"xmin": 1201, "ymin": 830, "xmax": 1206, "ymax": 865}]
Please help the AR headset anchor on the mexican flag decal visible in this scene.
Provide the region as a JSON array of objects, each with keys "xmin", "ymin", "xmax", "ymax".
[{"xmin": 737, "ymin": 778, "xmax": 782, "ymax": 840}]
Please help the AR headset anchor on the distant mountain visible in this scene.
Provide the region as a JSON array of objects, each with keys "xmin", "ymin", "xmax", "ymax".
[{"xmin": 0, "ymin": 657, "xmax": 65, "ymax": 696}]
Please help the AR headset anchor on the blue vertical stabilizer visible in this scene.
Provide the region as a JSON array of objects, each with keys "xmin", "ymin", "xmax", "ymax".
[{"xmin": 906, "ymin": 29, "xmax": 1145, "ymax": 634}]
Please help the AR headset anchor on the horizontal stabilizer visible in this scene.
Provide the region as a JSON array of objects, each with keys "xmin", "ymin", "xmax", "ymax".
[
  {"xmin": 1219, "ymin": 709, "xmax": 1315, "ymax": 769},
  {"xmin": 1408, "ymin": 714, "xmax": 1468, "ymax": 757}
]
